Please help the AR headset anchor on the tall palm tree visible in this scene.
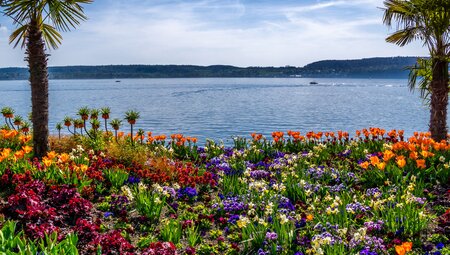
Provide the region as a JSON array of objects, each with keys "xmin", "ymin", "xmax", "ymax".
[
  {"xmin": 2, "ymin": 0, "xmax": 92, "ymax": 158},
  {"xmin": 383, "ymin": 0, "xmax": 450, "ymax": 141}
]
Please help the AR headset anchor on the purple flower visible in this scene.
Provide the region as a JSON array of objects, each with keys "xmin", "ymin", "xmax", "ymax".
[
  {"xmin": 265, "ymin": 231, "xmax": 278, "ymax": 240},
  {"xmin": 178, "ymin": 187, "xmax": 198, "ymax": 199},
  {"xmin": 104, "ymin": 211, "xmax": 113, "ymax": 218},
  {"xmin": 125, "ymin": 176, "xmax": 140, "ymax": 184}
]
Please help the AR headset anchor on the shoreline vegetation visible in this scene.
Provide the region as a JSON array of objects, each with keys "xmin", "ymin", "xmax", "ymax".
[{"xmin": 0, "ymin": 56, "xmax": 421, "ymax": 80}]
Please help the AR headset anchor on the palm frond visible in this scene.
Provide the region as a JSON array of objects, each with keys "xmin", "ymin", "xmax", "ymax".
[
  {"xmin": 46, "ymin": 0, "xmax": 92, "ymax": 32},
  {"xmin": 41, "ymin": 23, "xmax": 62, "ymax": 49},
  {"xmin": 9, "ymin": 24, "xmax": 29, "ymax": 48},
  {"xmin": 382, "ymin": 0, "xmax": 417, "ymax": 27},
  {"xmin": 386, "ymin": 27, "xmax": 421, "ymax": 46},
  {"xmin": 407, "ymin": 58, "xmax": 433, "ymax": 102},
  {"xmin": 3, "ymin": 0, "xmax": 36, "ymax": 25},
  {"xmin": 3, "ymin": 0, "xmax": 91, "ymax": 48}
]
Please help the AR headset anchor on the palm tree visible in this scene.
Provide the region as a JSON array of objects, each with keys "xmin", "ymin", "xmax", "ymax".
[
  {"xmin": 2, "ymin": 0, "xmax": 92, "ymax": 158},
  {"xmin": 56, "ymin": 122, "xmax": 62, "ymax": 139},
  {"xmin": 124, "ymin": 110, "xmax": 140, "ymax": 145},
  {"xmin": 383, "ymin": 0, "xmax": 450, "ymax": 141},
  {"xmin": 109, "ymin": 118, "xmax": 122, "ymax": 141},
  {"xmin": 1, "ymin": 107, "xmax": 14, "ymax": 130},
  {"xmin": 101, "ymin": 107, "xmax": 111, "ymax": 132}
]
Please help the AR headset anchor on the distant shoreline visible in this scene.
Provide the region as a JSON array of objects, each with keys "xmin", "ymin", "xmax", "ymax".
[{"xmin": 0, "ymin": 56, "xmax": 420, "ymax": 81}]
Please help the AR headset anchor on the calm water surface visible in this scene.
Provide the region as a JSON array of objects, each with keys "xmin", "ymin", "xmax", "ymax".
[{"xmin": 0, "ymin": 78, "xmax": 436, "ymax": 143}]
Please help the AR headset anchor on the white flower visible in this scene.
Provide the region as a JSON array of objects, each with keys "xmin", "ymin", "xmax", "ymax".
[
  {"xmin": 121, "ymin": 186, "xmax": 134, "ymax": 201},
  {"xmin": 279, "ymin": 214, "xmax": 289, "ymax": 224}
]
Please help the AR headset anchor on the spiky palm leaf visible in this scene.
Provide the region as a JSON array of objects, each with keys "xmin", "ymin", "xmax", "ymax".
[
  {"xmin": 383, "ymin": 0, "xmax": 450, "ymax": 56},
  {"xmin": 407, "ymin": 58, "xmax": 433, "ymax": 101},
  {"xmin": 3, "ymin": 0, "xmax": 92, "ymax": 49}
]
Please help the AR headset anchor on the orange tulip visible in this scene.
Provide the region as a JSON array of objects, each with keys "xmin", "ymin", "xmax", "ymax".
[
  {"xmin": 396, "ymin": 156, "xmax": 406, "ymax": 168},
  {"xmin": 80, "ymin": 164, "xmax": 88, "ymax": 172},
  {"xmin": 376, "ymin": 162, "xmax": 386, "ymax": 171},
  {"xmin": 14, "ymin": 150, "xmax": 25, "ymax": 160},
  {"xmin": 370, "ymin": 156, "xmax": 380, "ymax": 166},
  {"xmin": 402, "ymin": 242, "xmax": 412, "ymax": 252},
  {"xmin": 1, "ymin": 148, "xmax": 11, "ymax": 159},
  {"xmin": 395, "ymin": 245, "xmax": 406, "ymax": 255},
  {"xmin": 416, "ymin": 159, "xmax": 426, "ymax": 169},
  {"xmin": 360, "ymin": 161, "xmax": 369, "ymax": 169},
  {"xmin": 58, "ymin": 153, "xmax": 70, "ymax": 163},
  {"xmin": 421, "ymin": 150, "xmax": 434, "ymax": 158},
  {"xmin": 383, "ymin": 150, "xmax": 395, "ymax": 162},
  {"xmin": 22, "ymin": 146, "xmax": 33, "ymax": 154},
  {"xmin": 409, "ymin": 151, "xmax": 418, "ymax": 160},
  {"xmin": 47, "ymin": 151, "xmax": 57, "ymax": 160},
  {"xmin": 42, "ymin": 157, "xmax": 53, "ymax": 168}
]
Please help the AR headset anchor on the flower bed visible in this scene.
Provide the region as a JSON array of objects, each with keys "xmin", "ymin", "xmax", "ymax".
[{"xmin": 0, "ymin": 126, "xmax": 449, "ymax": 255}]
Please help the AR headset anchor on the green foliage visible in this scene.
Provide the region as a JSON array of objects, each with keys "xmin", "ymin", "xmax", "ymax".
[
  {"xmin": 186, "ymin": 225, "xmax": 201, "ymax": 247},
  {"xmin": 133, "ymin": 187, "xmax": 165, "ymax": 224},
  {"xmin": 90, "ymin": 109, "xmax": 99, "ymax": 119},
  {"xmin": 221, "ymin": 174, "xmax": 247, "ymax": 196},
  {"xmin": 109, "ymin": 118, "xmax": 122, "ymax": 131},
  {"xmin": 78, "ymin": 107, "xmax": 90, "ymax": 120},
  {"xmin": 124, "ymin": 110, "xmax": 140, "ymax": 124},
  {"xmin": 159, "ymin": 219, "xmax": 182, "ymax": 244},
  {"xmin": 136, "ymin": 234, "xmax": 157, "ymax": 249},
  {"xmin": 104, "ymin": 168, "xmax": 129, "ymax": 191},
  {"xmin": 1, "ymin": 107, "xmax": 14, "ymax": 118},
  {"xmin": 0, "ymin": 221, "xmax": 79, "ymax": 255},
  {"xmin": 241, "ymin": 223, "xmax": 267, "ymax": 254}
]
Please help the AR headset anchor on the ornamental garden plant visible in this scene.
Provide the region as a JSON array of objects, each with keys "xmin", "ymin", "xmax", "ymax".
[{"xmin": 0, "ymin": 107, "xmax": 448, "ymax": 255}]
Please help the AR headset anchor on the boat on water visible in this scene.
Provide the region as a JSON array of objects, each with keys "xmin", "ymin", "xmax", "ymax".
[
  {"xmin": 309, "ymin": 81, "xmax": 318, "ymax": 85},
  {"xmin": 115, "ymin": 80, "xmax": 121, "ymax": 83}
]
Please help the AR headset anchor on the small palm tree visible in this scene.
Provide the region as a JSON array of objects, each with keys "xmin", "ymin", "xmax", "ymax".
[
  {"xmin": 13, "ymin": 115, "xmax": 23, "ymax": 130},
  {"xmin": 124, "ymin": 110, "xmax": 140, "ymax": 145},
  {"xmin": 1, "ymin": 107, "xmax": 14, "ymax": 129},
  {"xmin": 3, "ymin": 0, "xmax": 92, "ymax": 158},
  {"xmin": 109, "ymin": 118, "xmax": 122, "ymax": 141},
  {"xmin": 74, "ymin": 119, "xmax": 84, "ymax": 135},
  {"xmin": 78, "ymin": 106, "xmax": 90, "ymax": 134},
  {"xmin": 383, "ymin": 0, "xmax": 450, "ymax": 141},
  {"xmin": 90, "ymin": 108, "xmax": 99, "ymax": 120},
  {"xmin": 101, "ymin": 107, "xmax": 111, "ymax": 132},
  {"xmin": 137, "ymin": 128, "xmax": 145, "ymax": 144},
  {"xmin": 56, "ymin": 122, "xmax": 63, "ymax": 139},
  {"xmin": 90, "ymin": 118, "xmax": 100, "ymax": 131},
  {"xmin": 63, "ymin": 116, "xmax": 74, "ymax": 135},
  {"xmin": 21, "ymin": 121, "xmax": 30, "ymax": 134}
]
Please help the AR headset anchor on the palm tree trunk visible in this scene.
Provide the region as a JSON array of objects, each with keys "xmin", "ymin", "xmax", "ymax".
[
  {"xmin": 27, "ymin": 19, "xmax": 49, "ymax": 158},
  {"xmin": 429, "ymin": 59, "xmax": 449, "ymax": 141}
]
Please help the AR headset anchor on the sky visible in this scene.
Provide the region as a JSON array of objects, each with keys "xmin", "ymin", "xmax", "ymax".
[{"xmin": 0, "ymin": 0, "xmax": 427, "ymax": 68}]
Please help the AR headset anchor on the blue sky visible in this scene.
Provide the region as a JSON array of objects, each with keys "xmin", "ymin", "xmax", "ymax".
[{"xmin": 0, "ymin": 0, "xmax": 427, "ymax": 67}]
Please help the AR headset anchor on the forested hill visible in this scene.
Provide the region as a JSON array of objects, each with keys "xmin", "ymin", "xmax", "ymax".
[
  {"xmin": 0, "ymin": 56, "xmax": 420, "ymax": 80},
  {"xmin": 302, "ymin": 57, "xmax": 420, "ymax": 78}
]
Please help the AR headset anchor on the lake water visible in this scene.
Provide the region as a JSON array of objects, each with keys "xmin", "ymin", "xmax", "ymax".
[{"xmin": 0, "ymin": 78, "xmax": 437, "ymax": 144}]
